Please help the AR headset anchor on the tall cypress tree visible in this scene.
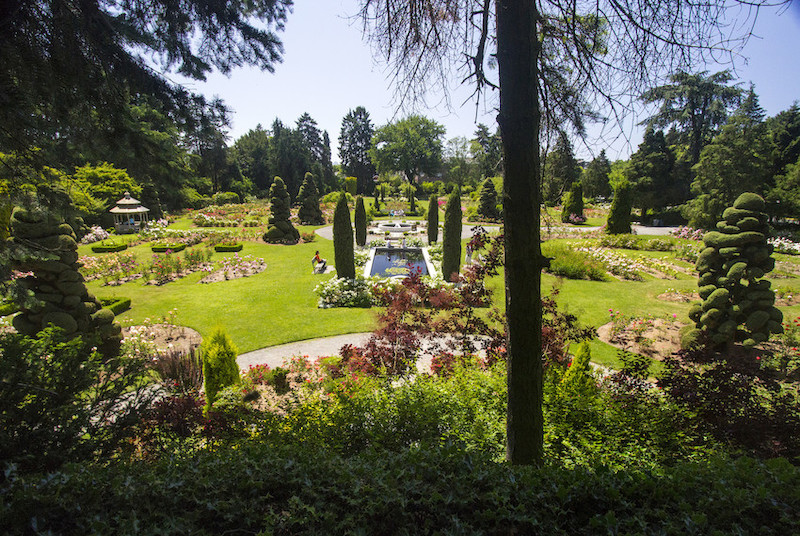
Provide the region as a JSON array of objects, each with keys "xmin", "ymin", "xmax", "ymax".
[
  {"xmin": 333, "ymin": 193, "xmax": 355, "ymax": 278},
  {"xmin": 354, "ymin": 195, "xmax": 367, "ymax": 247},
  {"xmin": 427, "ymin": 195, "xmax": 439, "ymax": 244},
  {"xmin": 441, "ymin": 189, "xmax": 462, "ymax": 281}
]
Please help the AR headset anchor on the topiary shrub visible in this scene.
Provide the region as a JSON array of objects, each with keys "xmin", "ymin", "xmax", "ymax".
[
  {"xmin": 441, "ymin": 189, "xmax": 462, "ymax": 281},
  {"xmin": 297, "ymin": 172, "xmax": 325, "ymax": 225},
  {"xmin": 561, "ymin": 181, "xmax": 584, "ymax": 223},
  {"xmin": 202, "ymin": 327, "xmax": 240, "ymax": 412},
  {"xmin": 477, "ymin": 178, "xmax": 499, "ymax": 221},
  {"xmin": 333, "ymin": 192, "xmax": 355, "ymax": 279},
  {"xmin": 606, "ymin": 179, "xmax": 632, "ymax": 234},
  {"xmin": 427, "ymin": 196, "xmax": 439, "ymax": 244},
  {"xmin": 91, "ymin": 242, "xmax": 127, "ymax": 253},
  {"xmin": 354, "ymin": 195, "xmax": 367, "ymax": 247},
  {"xmin": 263, "ymin": 177, "xmax": 300, "ymax": 244},
  {"xmin": 9, "ymin": 206, "xmax": 122, "ymax": 356},
  {"xmin": 213, "ymin": 243, "xmax": 244, "ymax": 252},
  {"xmin": 151, "ymin": 243, "xmax": 186, "ymax": 253},
  {"xmin": 99, "ymin": 297, "xmax": 131, "ymax": 315},
  {"xmin": 684, "ymin": 193, "xmax": 782, "ymax": 349}
]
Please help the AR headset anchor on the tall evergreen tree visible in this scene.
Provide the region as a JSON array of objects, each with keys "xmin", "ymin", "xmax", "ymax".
[
  {"xmin": 686, "ymin": 90, "xmax": 770, "ymax": 229},
  {"xmin": 581, "ymin": 150, "xmax": 612, "ymax": 199},
  {"xmin": 339, "ymin": 107, "xmax": 377, "ymax": 194},
  {"xmin": 321, "ymin": 131, "xmax": 336, "ymax": 193},
  {"xmin": 606, "ymin": 179, "xmax": 633, "ymax": 234},
  {"xmin": 354, "ymin": 195, "xmax": 367, "ymax": 247},
  {"xmin": 641, "ymin": 70, "xmax": 743, "ymax": 166},
  {"xmin": 626, "ymin": 127, "xmax": 675, "ymax": 219},
  {"xmin": 427, "ymin": 196, "xmax": 439, "ymax": 244},
  {"xmin": 478, "ymin": 178, "xmax": 499, "ymax": 220},
  {"xmin": 441, "ymin": 190, "xmax": 462, "ymax": 281},
  {"xmin": 230, "ymin": 125, "xmax": 272, "ymax": 194},
  {"xmin": 473, "ymin": 124, "xmax": 504, "ymax": 179},
  {"xmin": 333, "ymin": 193, "xmax": 355, "ymax": 279},
  {"xmin": 542, "ymin": 133, "xmax": 580, "ymax": 204},
  {"xmin": 268, "ymin": 119, "xmax": 312, "ymax": 200}
]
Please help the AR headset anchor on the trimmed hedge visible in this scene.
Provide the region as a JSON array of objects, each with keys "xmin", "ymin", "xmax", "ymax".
[
  {"xmin": 151, "ymin": 243, "xmax": 186, "ymax": 253},
  {"xmin": 2, "ymin": 445, "xmax": 798, "ymax": 535},
  {"xmin": 213, "ymin": 243, "xmax": 244, "ymax": 252},
  {"xmin": 99, "ymin": 297, "xmax": 131, "ymax": 315},
  {"xmin": 91, "ymin": 243, "xmax": 127, "ymax": 253}
]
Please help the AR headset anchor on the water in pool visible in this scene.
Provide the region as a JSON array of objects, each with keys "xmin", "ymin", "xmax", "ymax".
[{"xmin": 369, "ymin": 247, "xmax": 428, "ymax": 277}]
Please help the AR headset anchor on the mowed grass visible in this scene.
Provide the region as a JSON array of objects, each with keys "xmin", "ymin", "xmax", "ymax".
[{"xmin": 83, "ymin": 235, "xmax": 377, "ymax": 353}]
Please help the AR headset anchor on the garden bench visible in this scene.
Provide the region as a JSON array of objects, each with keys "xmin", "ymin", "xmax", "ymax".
[{"xmin": 312, "ymin": 257, "xmax": 326, "ymax": 274}]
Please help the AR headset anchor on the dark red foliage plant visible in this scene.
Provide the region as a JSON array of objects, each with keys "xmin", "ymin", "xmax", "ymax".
[{"xmin": 339, "ymin": 227, "xmax": 594, "ymax": 377}]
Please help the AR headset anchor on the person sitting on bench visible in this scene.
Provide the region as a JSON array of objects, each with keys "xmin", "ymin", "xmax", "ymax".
[{"xmin": 313, "ymin": 251, "xmax": 327, "ymax": 272}]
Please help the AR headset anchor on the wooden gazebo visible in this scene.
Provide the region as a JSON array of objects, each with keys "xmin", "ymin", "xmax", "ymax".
[{"xmin": 110, "ymin": 192, "xmax": 150, "ymax": 233}]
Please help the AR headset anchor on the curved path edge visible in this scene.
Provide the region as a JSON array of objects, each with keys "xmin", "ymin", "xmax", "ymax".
[{"xmin": 237, "ymin": 332, "xmax": 373, "ymax": 371}]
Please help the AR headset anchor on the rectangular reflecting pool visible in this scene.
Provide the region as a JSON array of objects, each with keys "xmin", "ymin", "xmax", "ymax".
[{"xmin": 364, "ymin": 247, "xmax": 435, "ymax": 278}]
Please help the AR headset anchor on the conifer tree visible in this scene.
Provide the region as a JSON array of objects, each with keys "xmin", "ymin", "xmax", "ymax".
[
  {"xmin": 427, "ymin": 195, "xmax": 439, "ymax": 244},
  {"xmin": 263, "ymin": 177, "xmax": 300, "ymax": 243},
  {"xmin": 441, "ymin": 189, "xmax": 462, "ymax": 281},
  {"xmin": 333, "ymin": 193, "xmax": 355, "ymax": 278},
  {"xmin": 297, "ymin": 172, "xmax": 324, "ymax": 225},
  {"xmin": 202, "ymin": 328, "xmax": 239, "ymax": 412},
  {"xmin": 478, "ymin": 178, "xmax": 499, "ymax": 220},
  {"xmin": 354, "ymin": 195, "xmax": 367, "ymax": 247}
]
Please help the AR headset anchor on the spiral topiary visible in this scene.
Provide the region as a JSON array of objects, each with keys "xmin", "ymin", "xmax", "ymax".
[
  {"xmin": 9, "ymin": 206, "xmax": 122, "ymax": 356},
  {"xmin": 297, "ymin": 172, "xmax": 324, "ymax": 225},
  {"xmin": 263, "ymin": 177, "xmax": 300, "ymax": 244},
  {"xmin": 683, "ymin": 193, "xmax": 782, "ymax": 349}
]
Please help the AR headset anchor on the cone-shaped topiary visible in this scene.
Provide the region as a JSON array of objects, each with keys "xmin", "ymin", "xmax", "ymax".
[
  {"xmin": 10, "ymin": 206, "xmax": 122, "ymax": 356},
  {"xmin": 202, "ymin": 327, "xmax": 239, "ymax": 412},
  {"xmin": 441, "ymin": 189, "xmax": 462, "ymax": 281},
  {"xmin": 333, "ymin": 192, "xmax": 355, "ymax": 279},
  {"xmin": 478, "ymin": 178, "xmax": 499, "ymax": 220},
  {"xmin": 683, "ymin": 192, "xmax": 782, "ymax": 349},
  {"xmin": 561, "ymin": 181, "xmax": 584, "ymax": 223},
  {"xmin": 297, "ymin": 172, "xmax": 324, "ymax": 225},
  {"xmin": 374, "ymin": 191, "xmax": 381, "ymax": 212},
  {"xmin": 354, "ymin": 195, "xmax": 367, "ymax": 247},
  {"xmin": 606, "ymin": 180, "xmax": 632, "ymax": 234},
  {"xmin": 263, "ymin": 177, "xmax": 300, "ymax": 244},
  {"xmin": 407, "ymin": 184, "xmax": 417, "ymax": 213},
  {"xmin": 427, "ymin": 196, "xmax": 439, "ymax": 244}
]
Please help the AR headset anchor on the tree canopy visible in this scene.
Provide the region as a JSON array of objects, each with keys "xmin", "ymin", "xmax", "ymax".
[
  {"xmin": 339, "ymin": 107, "xmax": 377, "ymax": 194},
  {"xmin": 369, "ymin": 115, "xmax": 445, "ymax": 184}
]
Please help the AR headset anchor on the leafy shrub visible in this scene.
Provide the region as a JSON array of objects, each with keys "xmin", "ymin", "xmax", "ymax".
[
  {"xmin": 560, "ymin": 181, "xmax": 584, "ymax": 223},
  {"xmin": 99, "ymin": 297, "xmax": 131, "ymax": 315},
  {"xmin": 213, "ymin": 242, "xmax": 244, "ymax": 252},
  {"xmin": 598, "ymin": 234, "xmax": 676, "ymax": 251},
  {"xmin": 606, "ymin": 179, "xmax": 632, "ymax": 234},
  {"xmin": 542, "ymin": 242, "xmax": 609, "ymax": 280},
  {"xmin": 91, "ymin": 241, "xmax": 128, "ymax": 253},
  {"xmin": 315, "ymin": 276, "xmax": 374, "ymax": 308},
  {"xmin": 0, "ymin": 327, "xmax": 154, "ymax": 474},
  {"xmin": 202, "ymin": 328, "xmax": 240, "ymax": 411},
  {"xmin": 300, "ymin": 231, "xmax": 316, "ymax": 243},
  {"xmin": 80, "ymin": 225, "xmax": 110, "ymax": 244},
  {"xmin": 151, "ymin": 243, "xmax": 186, "ymax": 253},
  {"xmin": 212, "ymin": 191, "xmax": 240, "ymax": 205}
]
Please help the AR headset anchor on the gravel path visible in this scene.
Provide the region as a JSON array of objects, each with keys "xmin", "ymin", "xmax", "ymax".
[{"xmin": 237, "ymin": 332, "xmax": 372, "ymax": 371}]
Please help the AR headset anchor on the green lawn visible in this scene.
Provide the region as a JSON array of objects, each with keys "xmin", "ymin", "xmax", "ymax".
[{"xmin": 76, "ymin": 214, "xmax": 800, "ymax": 367}]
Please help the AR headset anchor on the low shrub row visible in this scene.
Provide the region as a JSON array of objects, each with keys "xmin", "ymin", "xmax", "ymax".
[
  {"xmin": 213, "ymin": 242, "xmax": 244, "ymax": 252},
  {"xmin": 151, "ymin": 243, "xmax": 187, "ymax": 253},
  {"xmin": 2, "ymin": 445, "xmax": 797, "ymax": 535},
  {"xmin": 99, "ymin": 297, "xmax": 131, "ymax": 315},
  {"xmin": 91, "ymin": 242, "xmax": 128, "ymax": 253}
]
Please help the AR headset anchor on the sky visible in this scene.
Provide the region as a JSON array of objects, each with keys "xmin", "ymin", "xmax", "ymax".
[{"xmin": 177, "ymin": 0, "xmax": 800, "ymax": 162}]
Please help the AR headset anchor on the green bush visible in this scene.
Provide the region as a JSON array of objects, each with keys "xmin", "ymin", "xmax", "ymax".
[
  {"xmin": 477, "ymin": 177, "xmax": 499, "ymax": 221},
  {"xmin": 561, "ymin": 181, "xmax": 584, "ymax": 223},
  {"xmin": 606, "ymin": 179, "xmax": 632, "ymax": 234},
  {"xmin": 441, "ymin": 190, "xmax": 462, "ymax": 281},
  {"xmin": 542, "ymin": 242, "xmax": 609, "ymax": 281},
  {"xmin": 91, "ymin": 242, "xmax": 128, "ymax": 253},
  {"xmin": 297, "ymin": 172, "xmax": 324, "ymax": 225},
  {"xmin": 99, "ymin": 297, "xmax": 131, "ymax": 315},
  {"xmin": 212, "ymin": 191, "xmax": 240, "ymax": 205},
  {"xmin": 202, "ymin": 328, "xmax": 240, "ymax": 411},
  {"xmin": 598, "ymin": 234, "xmax": 676, "ymax": 251},
  {"xmin": 213, "ymin": 243, "xmax": 244, "ymax": 252},
  {"xmin": 151, "ymin": 243, "xmax": 186, "ymax": 253}
]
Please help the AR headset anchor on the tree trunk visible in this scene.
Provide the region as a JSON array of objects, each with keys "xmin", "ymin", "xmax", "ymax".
[{"xmin": 496, "ymin": 0, "xmax": 544, "ymax": 465}]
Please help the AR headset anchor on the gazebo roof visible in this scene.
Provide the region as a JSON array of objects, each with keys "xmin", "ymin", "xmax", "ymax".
[{"xmin": 110, "ymin": 191, "xmax": 149, "ymax": 214}]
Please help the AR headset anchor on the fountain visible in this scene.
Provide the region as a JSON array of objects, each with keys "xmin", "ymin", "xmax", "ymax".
[
  {"xmin": 376, "ymin": 221, "xmax": 413, "ymax": 234},
  {"xmin": 363, "ymin": 246, "xmax": 437, "ymax": 278}
]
